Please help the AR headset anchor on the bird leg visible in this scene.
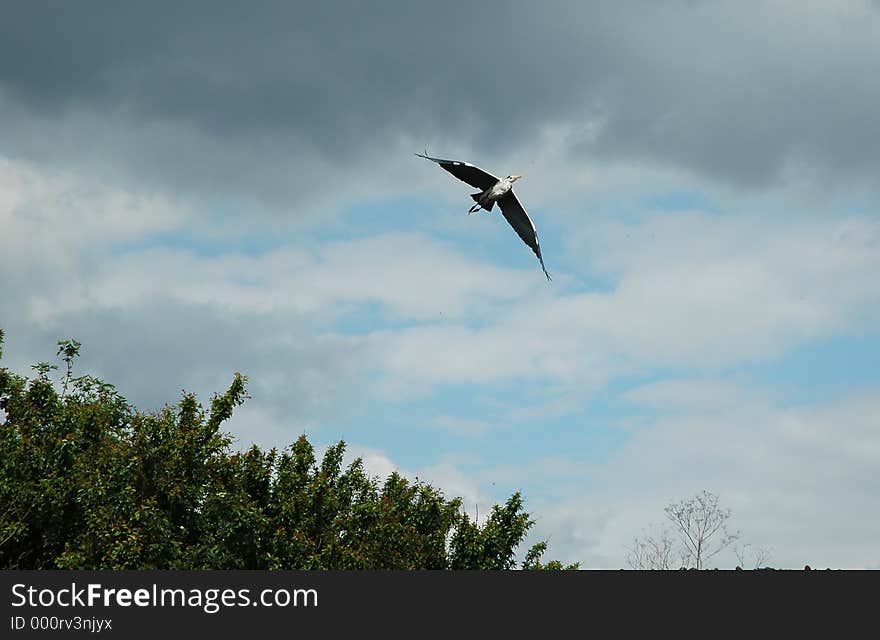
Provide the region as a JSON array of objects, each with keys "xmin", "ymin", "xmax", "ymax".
[{"xmin": 468, "ymin": 203, "xmax": 482, "ymax": 214}]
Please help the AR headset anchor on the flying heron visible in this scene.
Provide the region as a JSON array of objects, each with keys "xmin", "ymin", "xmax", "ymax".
[{"xmin": 416, "ymin": 152, "xmax": 551, "ymax": 281}]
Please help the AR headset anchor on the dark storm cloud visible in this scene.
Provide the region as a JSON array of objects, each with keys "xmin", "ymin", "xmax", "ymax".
[
  {"xmin": 2, "ymin": 0, "xmax": 879, "ymax": 209},
  {"xmin": 0, "ymin": 2, "xmax": 602, "ymax": 141}
]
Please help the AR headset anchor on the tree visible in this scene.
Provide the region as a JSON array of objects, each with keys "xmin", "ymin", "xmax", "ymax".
[
  {"xmin": 628, "ymin": 491, "xmax": 751, "ymax": 570},
  {"xmin": 625, "ymin": 525, "xmax": 681, "ymax": 570},
  {"xmin": 0, "ymin": 329, "xmax": 576, "ymax": 570},
  {"xmin": 734, "ymin": 543, "xmax": 772, "ymax": 570},
  {"xmin": 665, "ymin": 490, "xmax": 740, "ymax": 570},
  {"xmin": 521, "ymin": 541, "xmax": 581, "ymax": 570}
]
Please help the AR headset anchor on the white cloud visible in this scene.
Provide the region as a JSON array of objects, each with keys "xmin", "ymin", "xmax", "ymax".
[
  {"xmin": 415, "ymin": 462, "xmax": 492, "ymax": 520},
  {"xmin": 370, "ymin": 206, "xmax": 880, "ymax": 401},
  {"xmin": 0, "ymin": 155, "xmax": 183, "ymax": 259},
  {"xmin": 625, "ymin": 378, "xmax": 776, "ymax": 413},
  {"xmin": 27, "ymin": 232, "xmax": 534, "ymax": 323},
  {"xmin": 336, "ymin": 444, "xmax": 493, "ymax": 522},
  {"xmin": 8, "ymin": 142, "xmax": 878, "ymax": 410},
  {"xmin": 339, "ymin": 443, "xmax": 400, "ymax": 482},
  {"xmin": 524, "ymin": 382, "xmax": 880, "ymax": 569}
]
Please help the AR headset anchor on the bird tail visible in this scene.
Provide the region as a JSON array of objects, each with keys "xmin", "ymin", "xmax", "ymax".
[
  {"xmin": 539, "ymin": 258, "xmax": 552, "ymax": 281},
  {"xmin": 470, "ymin": 193, "xmax": 494, "ymax": 211}
]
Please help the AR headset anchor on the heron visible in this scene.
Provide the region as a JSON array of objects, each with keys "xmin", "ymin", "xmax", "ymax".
[{"xmin": 416, "ymin": 151, "xmax": 552, "ymax": 281}]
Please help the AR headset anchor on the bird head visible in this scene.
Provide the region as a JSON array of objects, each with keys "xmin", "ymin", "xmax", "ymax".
[{"xmin": 508, "ymin": 175, "xmax": 523, "ymax": 182}]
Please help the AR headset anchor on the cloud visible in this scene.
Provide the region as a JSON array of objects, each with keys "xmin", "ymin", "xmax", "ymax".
[
  {"xmin": 524, "ymin": 382, "xmax": 880, "ymax": 569},
  {"xmin": 1, "ymin": 154, "xmax": 549, "ymax": 431},
  {"xmin": 31, "ymin": 230, "xmax": 536, "ymax": 324},
  {"xmin": 625, "ymin": 378, "xmax": 775, "ymax": 413},
  {"xmin": 337, "ymin": 444, "xmax": 492, "ymax": 519},
  {"xmin": 372, "ymin": 208, "xmax": 880, "ymax": 400},
  {"xmin": 4, "ymin": 1, "xmax": 880, "ymax": 220},
  {"xmin": 416, "ymin": 461, "xmax": 493, "ymax": 518},
  {"xmin": 331, "ymin": 443, "xmax": 401, "ymax": 482},
  {"xmin": 0, "ymin": 155, "xmax": 183, "ymax": 271},
  {"xmin": 27, "ymin": 197, "xmax": 867, "ymax": 419},
  {"xmin": 5, "ymin": 148, "xmax": 877, "ymax": 432}
]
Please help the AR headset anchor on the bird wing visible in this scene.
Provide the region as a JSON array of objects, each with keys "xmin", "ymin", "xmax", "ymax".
[
  {"xmin": 498, "ymin": 191, "xmax": 552, "ymax": 281},
  {"xmin": 415, "ymin": 152, "xmax": 500, "ymax": 190}
]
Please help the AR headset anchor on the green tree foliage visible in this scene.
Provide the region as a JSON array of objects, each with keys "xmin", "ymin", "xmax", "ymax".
[{"xmin": 0, "ymin": 329, "xmax": 576, "ymax": 570}]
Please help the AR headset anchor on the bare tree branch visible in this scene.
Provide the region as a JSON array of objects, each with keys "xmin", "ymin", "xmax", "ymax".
[
  {"xmin": 630, "ymin": 491, "xmax": 767, "ymax": 570},
  {"xmin": 626, "ymin": 525, "xmax": 677, "ymax": 570},
  {"xmin": 665, "ymin": 491, "xmax": 739, "ymax": 570}
]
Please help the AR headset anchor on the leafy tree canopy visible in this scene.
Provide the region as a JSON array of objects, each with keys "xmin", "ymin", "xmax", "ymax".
[{"xmin": 0, "ymin": 328, "xmax": 577, "ymax": 570}]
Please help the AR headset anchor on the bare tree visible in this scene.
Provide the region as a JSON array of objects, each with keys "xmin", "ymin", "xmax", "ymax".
[
  {"xmin": 627, "ymin": 491, "xmax": 769, "ymax": 570},
  {"xmin": 626, "ymin": 525, "xmax": 680, "ymax": 570},
  {"xmin": 665, "ymin": 490, "xmax": 739, "ymax": 570},
  {"xmin": 734, "ymin": 543, "xmax": 773, "ymax": 570}
]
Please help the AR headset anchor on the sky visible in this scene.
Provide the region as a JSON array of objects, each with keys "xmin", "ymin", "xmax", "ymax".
[{"xmin": 1, "ymin": 0, "xmax": 879, "ymax": 568}]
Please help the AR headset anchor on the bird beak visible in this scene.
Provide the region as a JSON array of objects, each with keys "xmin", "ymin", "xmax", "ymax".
[{"xmin": 512, "ymin": 175, "xmax": 523, "ymax": 181}]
